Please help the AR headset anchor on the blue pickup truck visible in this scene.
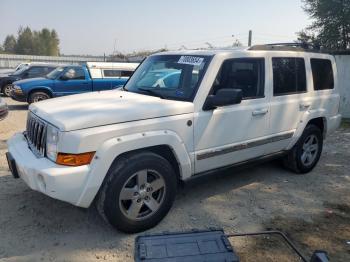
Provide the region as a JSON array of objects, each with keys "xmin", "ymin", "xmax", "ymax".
[{"xmin": 11, "ymin": 62, "xmax": 139, "ymax": 103}]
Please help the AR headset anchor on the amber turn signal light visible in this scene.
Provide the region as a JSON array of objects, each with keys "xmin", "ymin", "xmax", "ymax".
[{"xmin": 56, "ymin": 152, "xmax": 95, "ymax": 166}]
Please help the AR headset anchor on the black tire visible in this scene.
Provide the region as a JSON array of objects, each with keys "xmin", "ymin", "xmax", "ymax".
[
  {"xmin": 29, "ymin": 91, "xmax": 50, "ymax": 104},
  {"xmin": 283, "ymin": 124, "xmax": 323, "ymax": 174},
  {"xmin": 2, "ymin": 84, "xmax": 12, "ymax": 97},
  {"xmin": 97, "ymin": 151, "xmax": 177, "ymax": 233}
]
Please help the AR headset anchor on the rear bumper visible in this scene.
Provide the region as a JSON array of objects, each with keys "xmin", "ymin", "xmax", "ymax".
[
  {"xmin": 7, "ymin": 133, "xmax": 90, "ymax": 207},
  {"xmin": 327, "ymin": 114, "xmax": 342, "ymax": 134}
]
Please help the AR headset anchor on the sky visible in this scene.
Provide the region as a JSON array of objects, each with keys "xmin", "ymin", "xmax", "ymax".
[{"xmin": 0, "ymin": 0, "xmax": 311, "ymax": 56}]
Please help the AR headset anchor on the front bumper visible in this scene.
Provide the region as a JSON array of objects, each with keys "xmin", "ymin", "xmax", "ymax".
[
  {"xmin": 10, "ymin": 89, "xmax": 27, "ymax": 102},
  {"xmin": 7, "ymin": 133, "xmax": 90, "ymax": 207}
]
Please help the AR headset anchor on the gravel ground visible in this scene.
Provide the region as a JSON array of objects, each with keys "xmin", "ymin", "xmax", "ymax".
[{"xmin": 0, "ymin": 97, "xmax": 350, "ymax": 262}]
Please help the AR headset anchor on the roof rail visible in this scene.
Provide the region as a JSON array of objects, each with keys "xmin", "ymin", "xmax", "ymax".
[{"xmin": 249, "ymin": 42, "xmax": 325, "ymax": 53}]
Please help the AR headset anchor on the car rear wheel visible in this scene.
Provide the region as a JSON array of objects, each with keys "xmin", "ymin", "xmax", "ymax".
[
  {"xmin": 283, "ymin": 124, "xmax": 323, "ymax": 174},
  {"xmin": 97, "ymin": 151, "xmax": 177, "ymax": 233},
  {"xmin": 29, "ymin": 91, "xmax": 50, "ymax": 104}
]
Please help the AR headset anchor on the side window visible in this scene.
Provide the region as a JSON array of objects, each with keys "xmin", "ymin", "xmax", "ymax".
[
  {"xmin": 311, "ymin": 59, "xmax": 334, "ymax": 90},
  {"xmin": 121, "ymin": 70, "xmax": 133, "ymax": 77},
  {"xmin": 27, "ymin": 67, "xmax": 45, "ymax": 78},
  {"xmin": 64, "ymin": 67, "xmax": 86, "ymax": 80},
  {"xmin": 272, "ymin": 57, "xmax": 306, "ymax": 96},
  {"xmin": 45, "ymin": 67, "xmax": 55, "ymax": 74},
  {"xmin": 103, "ymin": 70, "xmax": 121, "ymax": 77},
  {"xmin": 211, "ymin": 58, "xmax": 265, "ymax": 99}
]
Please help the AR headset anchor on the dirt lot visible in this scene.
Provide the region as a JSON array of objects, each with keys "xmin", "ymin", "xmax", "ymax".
[{"xmin": 1, "ymin": 97, "xmax": 350, "ymax": 262}]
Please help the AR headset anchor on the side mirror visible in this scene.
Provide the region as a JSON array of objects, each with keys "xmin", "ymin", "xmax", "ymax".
[{"xmin": 203, "ymin": 88, "xmax": 243, "ymax": 110}]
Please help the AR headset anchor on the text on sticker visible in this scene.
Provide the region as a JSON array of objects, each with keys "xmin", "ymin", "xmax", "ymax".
[{"xmin": 178, "ymin": 56, "xmax": 204, "ymax": 66}]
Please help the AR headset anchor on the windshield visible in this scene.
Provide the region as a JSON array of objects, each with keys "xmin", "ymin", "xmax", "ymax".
[
  {"xmin": 15, "ymin": 63, "xmax": 29, "ymax": 71},
  {"xmin": 124, "ymin": 55, "xmax": 212, "ymax": 101},
  {"xmin": 12, "ymin": 66, "xmax": 28, "ymax": 76},
  {"xmin": 46, "ymin": 66, "xmax": 65, "ymax": 79}
]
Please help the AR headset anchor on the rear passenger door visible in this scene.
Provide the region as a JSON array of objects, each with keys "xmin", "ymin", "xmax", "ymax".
[{"xmin": 266, "ymin": 56, "xmax": 309, "ymax": 153}]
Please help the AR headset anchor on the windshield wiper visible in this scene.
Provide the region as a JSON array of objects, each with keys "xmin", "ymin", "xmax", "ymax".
[{"xmin": 137, "ymin": 88, "xmax": 165, "ymax": 99}]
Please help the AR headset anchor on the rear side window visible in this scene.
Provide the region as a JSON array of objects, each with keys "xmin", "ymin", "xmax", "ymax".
[
  {"xmin": 27, "ymin": 67, "xmax": 46, "ymax": 77},
  {"xmin": 273, "ymin": 58, "xmax": 306, "ymax": 96},
  {"xmin": 103, "ymin": 70, "xmax": 133, "ymax": 77},
  {"xmin": 121, "ymin": 70, "xmax": 133, "ymax": 77},
  {"xmin": 311, "ymin": 59, "xmax": 334, "ymax": 90},
  {"xmin": 211, "ymin": 58, "xmax": 265, "ymax": 99},
  {"xmin": 104, "ymin": 70, "xmax": 121, "ymax": 77}
]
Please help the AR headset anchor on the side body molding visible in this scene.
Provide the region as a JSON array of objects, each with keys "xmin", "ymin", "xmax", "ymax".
[{"xmin": 76, "ymin": 130, "xmax": 192, "ymax": 207}]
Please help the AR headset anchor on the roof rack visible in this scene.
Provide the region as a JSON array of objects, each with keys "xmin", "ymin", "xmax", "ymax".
[{"xmin": 249, "ymin": 42, "xmax": 325, "ymax": 53}]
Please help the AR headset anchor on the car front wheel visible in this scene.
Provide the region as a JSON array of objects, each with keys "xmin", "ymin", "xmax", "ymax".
[
  {"xmin": 3, "ymin": 84, "xmax": 12, "ymax": 97},
  {"xmin": 29, "ymin": 91, "xmax": 50, "ymax": 104},
  {"xmin": 97, "ymin": 151, "xmax": 177, "ymax": 233}
]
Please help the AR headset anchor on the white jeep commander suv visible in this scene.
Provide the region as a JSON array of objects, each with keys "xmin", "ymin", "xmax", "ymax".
[{"xmin": 6, "ymin": 45, "xmax": 342, "ymax": 233}]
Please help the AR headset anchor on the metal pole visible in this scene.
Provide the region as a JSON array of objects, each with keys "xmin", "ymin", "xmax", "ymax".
[{"xmin": 248, "ymin": 30, "xmax": 252, "ymax": 47}]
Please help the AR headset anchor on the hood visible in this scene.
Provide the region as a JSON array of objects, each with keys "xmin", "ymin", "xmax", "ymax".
[
  {"xmin": 0, "ymin": 73, "xmax": 11, "ymax": 78},
  {"xmin": 15, "ymin": 77, "xmax": 52, "ymax": 87},
  {"xmin": 30, "ymin": 90, "xmax": 194, "ymax": 131}
]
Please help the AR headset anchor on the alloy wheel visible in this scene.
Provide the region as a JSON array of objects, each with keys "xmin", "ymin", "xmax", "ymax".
[
  {"xmin": 4, "ymin": 85, "xmax": 12, "ymax": 96},
  {"xmin": 119, "ymin": 169, "xmax": 166, "ymax": 221},
  {"xmin": 301, "ymin": 134, "xmax": 319, "ymax": 166}
]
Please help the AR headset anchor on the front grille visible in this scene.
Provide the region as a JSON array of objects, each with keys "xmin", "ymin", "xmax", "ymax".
[{"xmin": 26, "ymin": 113, "xmax": 47, "ymax": 157}]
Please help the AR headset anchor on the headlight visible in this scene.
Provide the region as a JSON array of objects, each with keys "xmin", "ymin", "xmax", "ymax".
[
  {"xmin": 13, "ymin": 85, "xmax": 23, "ymax": 94},
  {"xmin": 46, "ymin": 124, "xmax": 59, "ymax": 162}
]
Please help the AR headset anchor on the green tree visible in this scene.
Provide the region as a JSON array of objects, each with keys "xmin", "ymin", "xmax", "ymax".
[
  {"xmin": 15, "ymin": 27, "xmax": 34, "ymax": 55},
  {"xmin": 298, "ymin": 0, "xmax": 350, "ymax": 50},
  {"xmin": 48, "ymin": 29, "xmax": 60, "ymax": 56},
  {"xmin": 3, "ymin": 35, "xmax": 17, "ymax": 53},
  {"xmin": 2, "ymin": 26, "xmax": 60, "ymax": 55}
]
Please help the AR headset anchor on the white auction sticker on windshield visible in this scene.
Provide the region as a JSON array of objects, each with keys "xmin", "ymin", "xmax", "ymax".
[{"xmin": 178, "ymin": 56, "xmax": 204, "ymax": 66}]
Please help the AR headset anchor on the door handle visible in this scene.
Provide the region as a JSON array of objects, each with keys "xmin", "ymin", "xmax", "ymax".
[
  {"xmin": 252, "ymin": 108, "xmax": 268, "ymax": 116},
  {"xmin": 299, "ymin": 103, "xmax": 311, "ymax": 111}
]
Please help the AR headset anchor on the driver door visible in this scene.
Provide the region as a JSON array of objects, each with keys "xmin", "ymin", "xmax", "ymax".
[
  {"xmin": 54, "ymin": 67, "xmax": 92, "ymax": 96},
  {"xmin": 194, "ymin": 58, "xmax": 270, "ymax": 173}
]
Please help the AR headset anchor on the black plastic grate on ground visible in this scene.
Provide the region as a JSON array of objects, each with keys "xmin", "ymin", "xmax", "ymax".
[{"xmin": 134, "ymin": 229, "xmax": 239, "ymax": 262}]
